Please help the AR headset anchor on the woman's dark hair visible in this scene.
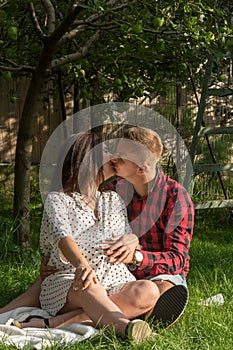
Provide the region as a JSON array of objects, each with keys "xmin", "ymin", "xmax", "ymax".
[{"xmin": 51, "ymin": 132, "xmax": 104, "ymax": 200}]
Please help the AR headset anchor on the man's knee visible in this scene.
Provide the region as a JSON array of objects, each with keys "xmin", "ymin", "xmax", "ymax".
[
  {"xmin": 123, "ymin": 280, "xmax": 160, "ymax": 310},
  {"xmin": 153, "ymin": 280, "xmax": 175, "ymax": 296}
]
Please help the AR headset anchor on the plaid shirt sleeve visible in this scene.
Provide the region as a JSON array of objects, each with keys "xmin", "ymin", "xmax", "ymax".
[{"xmin": 135, "ymin": 185, "xmax": 194, "ymax": 279}]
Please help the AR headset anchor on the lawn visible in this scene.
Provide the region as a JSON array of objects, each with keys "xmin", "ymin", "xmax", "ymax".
[{"xmin": 0, "ymin": 167, "xmax": 232, "ymax": 349}]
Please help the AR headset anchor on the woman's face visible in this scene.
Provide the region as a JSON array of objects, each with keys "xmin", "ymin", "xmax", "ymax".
[{"xmin": 102, "ymin": 144, "xmax": 115, "ymax": 181}]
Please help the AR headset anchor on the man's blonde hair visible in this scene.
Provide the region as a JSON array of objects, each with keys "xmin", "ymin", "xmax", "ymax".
[{"xmin": 123, "ymin": 126, "xmax": 163, "ymax": 163}]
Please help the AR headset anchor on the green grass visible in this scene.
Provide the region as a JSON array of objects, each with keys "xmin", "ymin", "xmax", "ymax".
[{"xmin": 0, "ymin": 168, "xmax": 233, "ymax": 349}]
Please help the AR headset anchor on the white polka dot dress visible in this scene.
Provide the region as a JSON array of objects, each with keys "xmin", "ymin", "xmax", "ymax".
[{"xmin": 39, "ymin": 191, "xmax": 136, "ymax": 316}]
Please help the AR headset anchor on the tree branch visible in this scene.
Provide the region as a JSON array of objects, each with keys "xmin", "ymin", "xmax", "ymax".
[
  {"xmin": 58, "ymin": 0, "xmax": 128, "ymax": 45},
  {"xmin": 0, "ymin": 57, "xmax": 18, "ymax": 67},
  {"xmin": 28, "ymin": 3, "xmax": 47, "ymax": 40},
  {"xmin": 0, "ymin": 58, "xmax": 34, "ymax": 73},
  {"xmin": 41, "ymin": 0, "xmax": 56, "ymax": 34},
  {"xmin": 0, "ymin": 65, "xmax": 34, "ymax": 73},
  {"xmin": 47, "ymin": 2, "xmax": 85, "ymax": 46},
  {"xmin": 51, "ymin": 31, "xmax": 100, "ymax": 69},
  {"xmin": 143, "ymin": 28, "xmax": 187, "ymax": 36},
  {"xmin": 59, "ymin": 22, "xmax": 118, "ymax": 44}
]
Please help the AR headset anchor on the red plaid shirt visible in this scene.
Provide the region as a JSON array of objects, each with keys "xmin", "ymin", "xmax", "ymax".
[{"xmin": 105, "ymin": 168, "xmax": 194, "ymax": 279}]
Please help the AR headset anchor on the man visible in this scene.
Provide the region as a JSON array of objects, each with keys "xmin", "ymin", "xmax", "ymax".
[
  {"xmin": 0, "ymin": 126, "xmax": 194, "ymax": 329},
  {"xmin": 102, "ymin": 126, "xmax": 194, "ymax": 327}
]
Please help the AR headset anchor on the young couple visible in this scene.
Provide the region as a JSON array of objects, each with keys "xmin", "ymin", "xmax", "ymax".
[{"xmin": 0, "ymin": 126, "xmax": 194, "ymax": 344}]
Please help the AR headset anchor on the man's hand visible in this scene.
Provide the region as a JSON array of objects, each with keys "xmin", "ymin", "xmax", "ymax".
[
  {"xmin": 40, "ymin": 256, "xmax": 58, "ymax": 281},
  {"xmin": 101, "ymin": 233, "xmax": 139, "ymax": 264},
  {"xmin": 73, "ymin": 263, "xmax": 98, "ymax": 291}
]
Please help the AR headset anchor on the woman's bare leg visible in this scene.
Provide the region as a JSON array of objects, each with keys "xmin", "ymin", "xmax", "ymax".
[
  {"xmin": 58, "ymin": 280, "xmax": 160, "ymax": 333},
  {"xmin": 19, "ymin": 309, "xmax": 93, "ymax": 328},
  {"xmin": 56, "ymin": 280, "xmax": 168, "ymax": 326},
  {"xmin": 19, "ymin": 282, "xmax": 129, "ymax": 333},
  {"xmin": 62, "ymin": 282, "xmax": 130, "ymax": 334},
  {"xmin": 16, "ymin": 279, "xmax": 170, "ymax": 332},
  {"xmin": 19, "ymin": 280, "xmax": 160, "ymax": 329}
]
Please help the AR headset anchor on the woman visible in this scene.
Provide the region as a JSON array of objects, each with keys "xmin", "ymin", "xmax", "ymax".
[{"xmin": 12, "ymin": 132, "xmax": 152, "ymax": 344}]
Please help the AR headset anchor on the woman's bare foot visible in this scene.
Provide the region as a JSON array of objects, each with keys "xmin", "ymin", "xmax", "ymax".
[{"xmin": 11, "ymin": 317, "xmax": 48, "ymax": 329}]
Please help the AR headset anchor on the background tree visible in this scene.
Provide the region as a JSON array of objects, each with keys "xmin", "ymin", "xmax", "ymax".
[
  {"xmin": 0, "ymin": 0, "xmax": 135, "ymax": 245},
  {"xmin": 0, "ymin": 0, "xmax": 232, "ymax": 245}
]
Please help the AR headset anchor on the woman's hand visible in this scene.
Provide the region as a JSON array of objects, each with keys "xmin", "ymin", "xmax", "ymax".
[
  {"xmin": 101, "ymin": 233, "xmax": 139, "ymax": 264},
  {"xmin": 40, "ymin": 256, "xmax": 58, "ymax": 281},
  {"xmin": 57, "ymin": 236, "xmax": 98, "ymax": 291},
  {"xmin": 73, "ymin": 263, "xmax": 98, "ymax": 291}
]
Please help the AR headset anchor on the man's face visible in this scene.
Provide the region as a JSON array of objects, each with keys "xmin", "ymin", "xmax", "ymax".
[{"xmin": 111, "ymin": 140, "xmax": 142, "ymax": 180}]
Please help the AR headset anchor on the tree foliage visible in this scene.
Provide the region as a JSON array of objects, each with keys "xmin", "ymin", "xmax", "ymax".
[{"xmin": 0, "ymin": 0, "xmax": 232, "ymax": 245}]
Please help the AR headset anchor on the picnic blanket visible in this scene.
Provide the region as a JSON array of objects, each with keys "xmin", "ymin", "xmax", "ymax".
[{"xmin": 0, "ymin": 306, "xmax": 99, "ymax": 349}]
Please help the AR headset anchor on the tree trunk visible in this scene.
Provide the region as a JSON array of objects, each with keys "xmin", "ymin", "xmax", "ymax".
[
  {"xmin": 13, "ymin": 5, "xmax": 94, "ymax": 245},
  {"xmin": 13, "ymin": 46, "xmax": 53, "ymax": 246}
]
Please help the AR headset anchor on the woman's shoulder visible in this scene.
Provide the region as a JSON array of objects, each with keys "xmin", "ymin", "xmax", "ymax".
[
  {"xmin": 46, "ymin": 191, "xmax": 66, "ymax": 199},
  {"xmin": 45, "ymin": 191, "xmax": 74, "ymax": 205}
]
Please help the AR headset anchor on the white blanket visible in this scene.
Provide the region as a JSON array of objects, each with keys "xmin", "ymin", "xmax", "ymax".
[{"xmin": 0, "ymin": 307, "xmax": 99, "ymax": 349}]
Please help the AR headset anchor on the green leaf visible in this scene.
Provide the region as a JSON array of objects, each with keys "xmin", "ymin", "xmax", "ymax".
[{"xmin": 7, "ymin": 26, "xmax": 18, "ymax": 41}]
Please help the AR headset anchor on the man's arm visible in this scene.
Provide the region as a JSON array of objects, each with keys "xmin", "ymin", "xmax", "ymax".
[
  {"xmin": 104, "ymin": 188, "xmax": 194, "ymax": 278},
  {"xmin": 136, "ymin": 189, "xmax": 194, "ymax": 278}
]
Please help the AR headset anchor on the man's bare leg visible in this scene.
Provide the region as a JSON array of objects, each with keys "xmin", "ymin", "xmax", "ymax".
[
  {"xmin": 0, "ymin": 276, "xmax": 41, "ymax": 314},
  {"xmin": 154, "ymin": 280, "xmax": 174, "ymax": 295},
  {"xmin": 110, "ymin": 279, "xmax": 160, "ymax": 319},
  {"xmin": 146, "ymin": 281, "xmax": 189, "ymax": 328}
]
